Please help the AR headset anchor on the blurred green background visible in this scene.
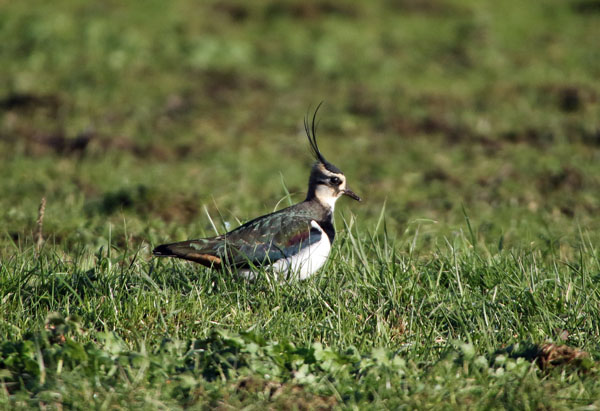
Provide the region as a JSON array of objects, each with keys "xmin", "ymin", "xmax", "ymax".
[
  {"xmin": 2, "ymin": 1, "xmax": 600, "ymax": 407},
  {"xmin": 1, "ymin": 0, "xmax": 599, "ymax": 255}
]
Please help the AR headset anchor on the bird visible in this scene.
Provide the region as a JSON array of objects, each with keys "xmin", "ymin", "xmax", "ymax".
[{"xmin": 153, "ymin": 106, "xmax": 361, "ymax": 280}]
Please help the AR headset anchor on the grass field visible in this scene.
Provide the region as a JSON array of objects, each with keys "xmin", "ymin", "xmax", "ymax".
[{"xmin": 1, "ymin": 0, "xmax": 600, "ymax": 408}]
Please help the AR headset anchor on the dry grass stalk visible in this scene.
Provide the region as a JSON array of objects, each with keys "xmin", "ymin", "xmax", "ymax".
[{"xmin": 35, "ymin": 196, "xmax": 46, "ymax": 252}]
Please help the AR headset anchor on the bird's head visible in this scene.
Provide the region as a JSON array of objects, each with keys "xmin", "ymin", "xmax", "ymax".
[{"xmin": 304, "ymin": 105, "xmax": 361, "ymax": 209}]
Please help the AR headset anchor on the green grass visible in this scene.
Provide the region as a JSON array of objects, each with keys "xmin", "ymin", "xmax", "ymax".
[
  {"xmin": 1, "ymin": 231, "xmax": 599, "ymax": 408},
  {"xmin": 2, "ymin": 0, "xmax": 600, "ymax": 408}
]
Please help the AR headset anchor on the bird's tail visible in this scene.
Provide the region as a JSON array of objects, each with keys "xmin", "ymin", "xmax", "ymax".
[
  {"xmin": 152, "ymin": 241, "xmax": 222, "ymax": 267},
  {"xmin": 152, "ymin": 242, "xmax": 181, "ymax": 257}
]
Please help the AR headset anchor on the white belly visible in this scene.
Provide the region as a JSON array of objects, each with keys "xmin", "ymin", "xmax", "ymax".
[{"xmin": 239, "ymin": 220, "xmax": 331, "ymax": 281}]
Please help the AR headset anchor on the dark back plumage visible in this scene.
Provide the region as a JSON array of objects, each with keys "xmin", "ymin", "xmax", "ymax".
[{"xmin": 153, "ymin": 198, "xmax": 332, "ymax": 268}]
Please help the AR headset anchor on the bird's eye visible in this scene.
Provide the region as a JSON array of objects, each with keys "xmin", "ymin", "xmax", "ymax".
[{"xmin": 330, "ymin": 177, "xmax": 342, "ymax": 186}]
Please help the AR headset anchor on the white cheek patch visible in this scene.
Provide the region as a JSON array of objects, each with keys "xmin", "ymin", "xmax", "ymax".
[{"xmin": 314, "ymin": 185, "xmax": 339, "ymax": 210}]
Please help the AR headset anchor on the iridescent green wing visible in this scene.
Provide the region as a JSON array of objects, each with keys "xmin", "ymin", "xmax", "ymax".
[
  {"xmin": 222, "ymin": 211, "xmax": 322, "ymax": 268},
  {"xmin": 153, "ymin": 209, "xmax": 322, "ymax": 269}
]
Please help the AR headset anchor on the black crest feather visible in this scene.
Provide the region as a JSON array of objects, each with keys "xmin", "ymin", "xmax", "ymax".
[
  {"xmin": 303, "ymin": 102, "xmax": 342, "ymax": 174},
  {"xmin": 304, "ymin": 101, "xmax": 327, "ymax": 164}
]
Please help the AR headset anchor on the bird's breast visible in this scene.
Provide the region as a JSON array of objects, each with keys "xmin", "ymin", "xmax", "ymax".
[{"xmin": 238, "ymin": 220, "xmax": 331, "ymax": 281}]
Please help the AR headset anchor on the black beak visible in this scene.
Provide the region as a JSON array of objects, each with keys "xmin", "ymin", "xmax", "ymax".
[{"xmin": 343, "ymin": 188, "xmax": 362, "ymax": 202}]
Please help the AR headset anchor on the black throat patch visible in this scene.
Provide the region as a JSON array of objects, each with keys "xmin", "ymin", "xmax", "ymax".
[{"xmin": 317, "ymin": 212, "xmax": 335, "ymax": 243}]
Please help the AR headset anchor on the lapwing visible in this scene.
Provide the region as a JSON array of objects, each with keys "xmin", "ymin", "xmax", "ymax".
[{"xmin": 153, "ymin": 106, "xmax": 361, "ymax": 280}]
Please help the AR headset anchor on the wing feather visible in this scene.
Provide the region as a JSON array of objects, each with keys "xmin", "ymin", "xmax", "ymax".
[{"xmin": 153, "ymin": 208, "xmax": 322, "ymax": 269}]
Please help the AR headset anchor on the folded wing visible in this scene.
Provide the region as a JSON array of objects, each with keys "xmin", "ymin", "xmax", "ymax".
[{"xmin": 152, "ymin": 212, "xmax": 322, "ymax": 269}]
